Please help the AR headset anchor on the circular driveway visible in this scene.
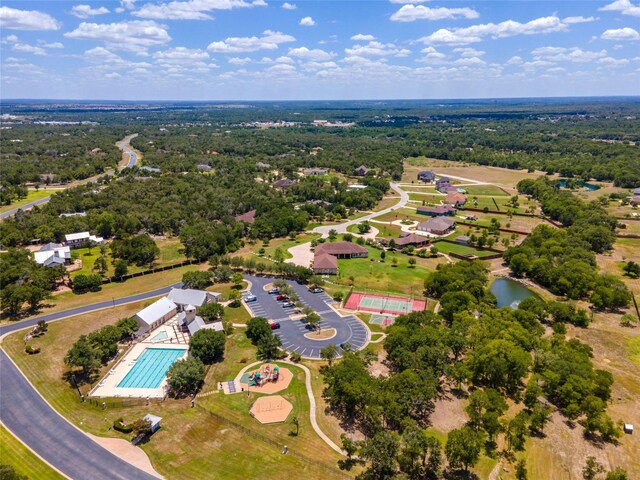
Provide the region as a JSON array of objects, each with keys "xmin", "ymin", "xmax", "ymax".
[{"xmin": 244, "ymin": 275, "xmax": 369, "ymax": 359}]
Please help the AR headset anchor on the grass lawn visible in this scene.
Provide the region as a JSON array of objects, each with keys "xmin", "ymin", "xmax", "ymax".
[
  {"xmin": 461, "ymin": 184, "xmax": 509, "ymax": 196},
  {"xmin": 433, "ymin": 241, "xmax": 499, "ymax": 258},
  {"xmin": 2, "ymin": 303, "xmax": 351, "ymax": 480},
  {"xmin": 407, "ymin": 192, "xmax": 445, "ymax": 203},
  {"xmin": 254, "ymin": 233, "xmax": 321, "ymax": 261},
  {"xmin": 371, "ymin": 208, "xmax": 426, "ymax": 223},
  {"xmin": 346, "ymin": 223, "xmax": 403, "ymax": 238},
  {"xmin": 334, "ymin": 243, "xmax": 444, "ymax": 296},
  {"xmin": 71, "ymin": 238, "xmax": 187, "ymax": 279},
  {"xmin": 0, "ymin": 424, "xmax": 66, "ymax": 480},
  {"xmin": 0, "ymin": 189, "xmax": 59, "ymax": 214}
]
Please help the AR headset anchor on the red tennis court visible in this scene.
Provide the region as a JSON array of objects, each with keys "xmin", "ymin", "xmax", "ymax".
[{"xmin": 344, "ymin": 292, "xmax": 426, "ymax": 316}]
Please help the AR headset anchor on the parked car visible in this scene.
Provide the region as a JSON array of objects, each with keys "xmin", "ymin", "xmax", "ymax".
[
  {"xmin": 244, "ymin": 295, "xmax": 257, "ymax": 303},
  {"xmin": 276, "ymin": 295, "xmax": 288, "ymax": 301},
  {"xmin": 268, "ymin": 288, "xmax": 280, "ymax": 294},
  {"xmin": 269, "ymin": 322, "xmax": 281, "ymax": 330},
  {"xmin": 282, "ymin": 302, "xmax": 294, "ymax": 308},
  {"xmin": 309, "ymin": 287, "xmax": 323, "ymax": 293}
]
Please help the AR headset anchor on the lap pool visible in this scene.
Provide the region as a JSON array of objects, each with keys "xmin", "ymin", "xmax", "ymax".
[{"xmin": 117, "ymin": 347, "xmax": 187, "ymax": 389}]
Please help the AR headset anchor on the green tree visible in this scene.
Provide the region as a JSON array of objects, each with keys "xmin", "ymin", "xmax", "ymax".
[
  {"xmin": 72, "ymin": 274, "xmax": 103, "ymax": 293},
  {"xmin": 131, "ymin": 418, "xmax": 153, "ymax": 438},
  {"xmin": 246, "ymin": 317, "xmax": 271, "ymax": 344},
  {"xmin": 408, "ymin": 257, "xmax": 417, "ymax": 268},
  {"xmin": 516, "ymin": 459, "xmax": 528, "ymax": 480},
  {"xmin": 198, "ymin": 302, "xmax": 224, "ymax": 322},
  {"xmin": 64, "ymin": 335, "xmax": 101, "ymax": 376},
  {"xmin": 291, "ymin": 415, "xmax": 299, "ymax": 436},
  {"xmin": 93, "ymin": 255, "xmax": 108, "ymax": 275},
  {"xmin": 0, "ymin": 464, "xmax": 28, "ymax": 480},
  {"xmin": 306, "ymin": 312, "xmax": 322, "ymax": 331},
  {"xmin": 182, "ymin": 270, "xmax": 213, "ymax": 289},
  {"xmin": 231, "ymin": 272, "xmax": 244, "ymax": 288},
  {"xmin": 114, "ymin": 259, "xmax": 128, "ymax": 278},
  {"xmin": 328, "ymin": 229, "xmax": 338, "ymax": 241},
  {"xmin": 582, "ymin": 456, "xmax": 605, "ymax": 480},
  {"xmin": 166, "ymin": 357, "xmax": 206, "ymax": 396},
  {"xmin": 320, "ymin": 344, "xmax": 338, "ymax": 366},
  {"xmin": 256, "ymin": 333, "xmax": 282, "ymax": 360},
  {"xmin": 189, "ymin": 329, "xmax": 226, "ymax": 364},
  {"xmin": 445, "ymin": 427, "xmax": 484, "ymax": 472}
]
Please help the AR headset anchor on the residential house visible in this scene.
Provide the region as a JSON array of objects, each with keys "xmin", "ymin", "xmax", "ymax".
[
  {"xmin": 34, "ymin": 243, "xmax": 71, "ymax": 268},
  {"xmin": 354, "ymin": 165, "xmax": 370, "ymax": 176},
  {"xmin": 303, "ymin": 168, "xmax": 328, "ymax": 176},
  {"xmin": 416, "ymin": 217, "xmax": 456, "ymax": 235},
  {"xmin": 140, "ymin": 166, "xmax": 161, "ymax": 173},
  {"xmin": 444, "ymin": 192, "xmax": 467, "ymax": 207},
  {"xmin": 235, "ymin": 209, "xmax": 256, "ymax": 224},
  {"xmin": 39, "ymin": 173, "xmax": 57, "ymax": 184},
  {"xmin": 315, "ymin": 241, "xmax": 368, "ymax": 259},
  {"xmin": 167, "ymin": 288, "xmax": 220, "ymax": 311},
  {"xmin": 196, "ymin": 164, "xmax": 212, "ymax": 172},
  {"xmin": 59, "ymin": 212, "xmax": 86, "ymax": 218},
  {"xmin": 312, "ymin": 253, "xmax": 338, "ymax": 275},
  {"xmin": 64, "ymin": 231, "xmax": 104, "ymax": 248},
  {"xmin": 274, "ymin": 178, "xmax": 295, "ymax": 189},
  {"xmin": 416, "ymin": 205, "xmax": 456, "ymax": 217},
  {"xmin": 417, "ymin": 171, "xmax": 436, "ymax": 183},
  {"xmin": 630, "ymin": 195, "xmax": 640, "ymax": 206},
  {"xmin": 134, "ymin": 297, "xmax": 178, "ymax": 334},
  {"xmin": 386, "ymin": 233, "xmax": 430, "ymax": 248},
  {"xmin": 256, "ymin": 162, "xmax": 272, "ymax": 169}
]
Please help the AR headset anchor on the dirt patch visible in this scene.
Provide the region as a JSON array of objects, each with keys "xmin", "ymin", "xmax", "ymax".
[
  {"xmin": 368, "ymin": 349, "xmax": 389, "ymax": 378},
  {"xmin": 429, "ymin": 390, "xmax": 468, "ymax": 433},
  {"xmin": 303, "ymin": 328, "xmax": 336, "ymax": 341}
]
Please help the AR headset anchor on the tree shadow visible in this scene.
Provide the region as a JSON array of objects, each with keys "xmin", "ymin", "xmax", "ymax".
[
  {"xmin": 444, "ymin": 469, "xmax": 479, "ymax": 480},
  {"xmin": 62, "ymin": 369, "xmax": 99, "ymax": 388}
]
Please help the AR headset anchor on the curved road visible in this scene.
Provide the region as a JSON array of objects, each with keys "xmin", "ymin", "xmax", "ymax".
[
  {"xmin": 0, "ymin": 282, "xmax": 180, "ymax": 480},
  {"xmin": 313, "ymin": 182, "xmax": 409, "ymax": 237},
  {"xmin": 0, "ymin": 134, "xmax": 139, "ymax": 220}
]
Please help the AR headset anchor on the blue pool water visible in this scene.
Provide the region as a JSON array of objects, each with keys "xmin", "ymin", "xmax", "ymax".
[
  {"xmin": 117, "ymin": 347, "xmax": 187, "ymax": 389},
  {"xmin": 150, "ymin": 331, "xmax": 169, "ymax": 341}
]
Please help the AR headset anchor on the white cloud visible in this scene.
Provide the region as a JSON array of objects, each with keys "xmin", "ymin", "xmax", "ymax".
[
  {"xmin": 601, "ymin": 27, "xmax": 640, "ymax": 40},
  {"xmin": 133, "ymin": 0, "xmax": 262, "ymax": 20},
  {"xmin": 207, "ymin": 30, "xmax": 295, "ymax": 52},
  {"xmin": 562, "ymin": 16, "xmax": 596, "ymax": 24},
  {"xmin": 598, "ymin": 56, "xmax": 630, "ymax": 65},
  {"xmin": 506, "ymin": 56, "xmax": 523, "ymax": 64},
  {"xmin": 65, "ymin": 20, "xmax": 171, "ymax": 54},
  {"xmin": 288, "ymin": 46, "xmax": 335, "ymax": 61},
  {"xmin": 454, "ymin": 56, "xmax": 485, "ymax": 66},
  {"xmin": 282, "ymin": 2, "xmax": 297, "ymax": 10},
  {"xmin": 417, "ymin": 46, "xmax": 447, "ymax": 63},
  {"xmin": 391, "ymin": 5, "xmax": 479, "ymax": 22},
  {"xmin": 345, "ymin": 40, "xmax": 410, "ymax": 57},
  {"xmin": 41, "ymin": 41, "xmax": 64, "ymax": 48},
  {"xmin": 299, "ymin": 16, "xmax": 315, "ymax": 26},
  {"xmin": 0, "ymin": 6, "xmax": 60, "ymax": 30},
  {"xmin": 531, "ymin": 46, "xmax": 607, "ymax": 62},
  {"xmin": 351, "ymin": 34, "xmax": 375, "ymax": 41},
  {"xmin": 12, "ymin": 42, "xmax": 47, "ymax": 55},
  {"xmin": 153, "ymin": 47, "xmax": 209, "ymax": 64},
  {"xmin": 104, "ymin": 72, "xmax": 121, "ymax": 79},
  {"xmin": 420, "ymin": 16, "xmax": 569, "ymax": 45},
  {"xmin": 228, "ymin": 56, "xmax": 251, "ymax": 64},
  {"xmin": 599, "ymin": 0, "xmax": 640, "ymax": 17},
  {"xmin": 390, "ymin": 0, "xmax": 430, "ymax": 3},
  {"xmin": 453, "ymin": 47, "xmax": 485, "ymax": 57},
  {"xmin": 83, "ymin": 46, "xmax": 152, "ymax": 68},
  {"xmin": 70, "ymin": 5, "xmax": 110, "ymax": 19}
]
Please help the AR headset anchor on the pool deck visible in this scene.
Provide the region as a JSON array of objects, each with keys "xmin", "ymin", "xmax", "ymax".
[{"xmin": 89, "ymin": 341, "xmax": 187, "ymax": 399}]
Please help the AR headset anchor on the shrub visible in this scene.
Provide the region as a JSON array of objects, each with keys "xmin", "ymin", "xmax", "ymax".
[
  {"xmin": 290, "ymin": 352, "xmax": 302, "ymax": 363},
  {"xmin": 333, "ymin": 291, "xmax": 344, "ymax": 302},
  {"xmin": 25, "ymin": 344, "xmax": 40, "ymax": 355},
  {"xmin": 72, "ymin": 274, "xmax": 103, "ymax": 293},
  {"xmin": 113, "ymin": 418, "xmax": 133, "ymax": 433}
]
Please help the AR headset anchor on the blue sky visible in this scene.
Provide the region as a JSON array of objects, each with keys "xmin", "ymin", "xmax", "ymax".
[{"xmin": 1, "ymin": 0, "xmax": 639, "ymax": 100}]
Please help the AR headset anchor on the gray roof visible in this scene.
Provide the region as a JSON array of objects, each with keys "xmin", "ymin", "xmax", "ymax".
[
  {"xmin": 143, "ymin": 414, "xmax": 162, "ymax": 427},
  {"xmin": 135, "ymin": 297, "xmax": 177, "ymax": 326},
  {"xmin": 634, "ymin": 187, "xmax": 640, "ymax": 195},
  {"xmin": 167, "ymin": 288, "xmax": 209, "ymax": 307},
  {"xmin": 40, "ymin": 242, "xmax": 64, "ymax": 251},
  {"xmin": 418, "ymin": 217, "xmax": 456, "ymax": 232},
  {"xmin": 186, "ymin": 316, "xmax": 223, "ymax": 335}
]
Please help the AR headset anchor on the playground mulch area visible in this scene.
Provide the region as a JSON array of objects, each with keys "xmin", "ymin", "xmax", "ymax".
[
  {"xmin": 344, "ymin": 292, "xmax": 426, "ymax": 316},
  {"xmin": 239, "ymin": 364, "xmax": 293, "ymax": 395},
  {"xmin": 249, "ymin": 395, "xmax": 293, "ymax": 424}
]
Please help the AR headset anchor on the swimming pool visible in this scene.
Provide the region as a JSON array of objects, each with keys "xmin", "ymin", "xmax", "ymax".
[
  {"xmin": 150, "ymin": 331, "xmax": 169, "ymax": 341},
  {"xmin": 117, "ymin": 347, "xmax": 187, "ymax": 389}
]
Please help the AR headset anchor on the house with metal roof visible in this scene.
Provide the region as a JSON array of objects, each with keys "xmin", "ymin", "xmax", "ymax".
[
  {"xmin": 178, "ymin": 305, "xmax": 223, "ymax": 335},
  {"xmin": 34, "ymin": 243, "xmax": 71, "ymax": 268},
  {"xmin": 64, "ymin": 231, "xmax": 104, "ymax": 248},
  {"xmin": 416, "ymin": 217, "xmax": 456, "ymax": 235},
  {"xmin": 167, "ymin": 288, "xmax": 220, "ymax": 311},
  {"xmin": 134, "ymin": 297, "xmax": 178, "ymax": 334}
]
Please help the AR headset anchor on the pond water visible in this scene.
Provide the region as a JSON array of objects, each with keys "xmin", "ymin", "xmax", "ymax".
[
  {"xmin": 557, "ymin": 179, "xmax": 600, "ymax": 191},
  {"xmin": 490, "ymin": 278, "xmax": 538, "ymax": 309}
]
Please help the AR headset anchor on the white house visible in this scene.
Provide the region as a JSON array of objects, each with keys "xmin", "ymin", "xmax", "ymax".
[
  {"xmin": 178, "ymin": 304, "xmax": 223, "ymax": 336},
  {"xmin": 64, "ymin": 231, "xmax": 104, "ymax": 248},
  {"xmin": 134, "ymin": 297, "xmax": 178, "ymax": 334},
  {"xmin": 167, "ymin": 288, "xmax": 221, "ymax": 311},
  {"xmin": 34, "ymin": 243, "xmax": 71, "ymax": 268}
]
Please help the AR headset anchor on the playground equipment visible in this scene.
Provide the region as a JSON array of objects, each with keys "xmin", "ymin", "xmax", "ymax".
[{"xmin": 248, "ymin": 365, "xmax": 280, "ymax": 387}]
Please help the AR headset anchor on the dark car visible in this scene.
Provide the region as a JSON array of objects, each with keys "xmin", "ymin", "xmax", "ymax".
[
  {"xmin": 269, "ymin": 322, "xmax": 281, "ymax": 330},
  {"xmin": 309, "ymin": 287, "xmax": 323, "ymax": 293},
  {"xmin": 268, "ymin": 288, "xmax": 280, "ymax": 294},
  {"xmin": 282, "ymin": 302, "xmax": 294, "ymax": 308},
  {"xmin": 276, "ymin": 295, "xmax": 288, "ymax": 301}
]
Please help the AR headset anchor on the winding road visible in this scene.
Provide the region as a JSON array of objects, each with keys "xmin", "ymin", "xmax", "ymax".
[
  {"xmin": 313, "ymin": 182, "xmax": 409, "ymax": 237},
  {"xmin": 0, "ymin": 282, "xmax": 180, "ymax": 480},
  {"xmin": 0, "ymin": 134, "xmax": 139, "ymax": 220}
]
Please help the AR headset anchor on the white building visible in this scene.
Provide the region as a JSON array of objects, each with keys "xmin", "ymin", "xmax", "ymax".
[
  {"xmin": 33, "ymin": 243, "xmax": 71, "ymax": 268},
  {"xmin": 167, "ymin": 288, "xmax": 221, "ymax": 311},
  {"xmin": 64, "ymin": 231, "xmax": 104, "ymax": 248},
  {"xmin": 178, "ymin": 304, "xmax": 223, "ymax": 336},
  {"xmin": 134, "ymin": 297, "xmax": 178, "ymax": 334}
]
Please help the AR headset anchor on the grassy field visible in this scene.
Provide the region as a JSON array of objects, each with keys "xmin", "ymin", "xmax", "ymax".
[
  {"xmin": 0, "ymin": 189, "xmax": 60, "ymax": 214},
  {"xmin": 2, "ymin": 306, "xmax": 351, "ymax": 480},
  {"xmin": 247, "ymin": 233, "xmax": 321, "ymax": 261},
  {"xmin": 71, "ymin": 237, "xmax": 187, "ymax": 279},
  {"xmin": 0, "ymin": 425, "xmax": 66, "ymax": 480},
  {"xmin": 433, "ymin": 241, "xmax": 499, "ymax": 258},
  {"xmin": 461, "ymin": 184, "xmax": 510, "ymax": 196},
  {"xmin": 333, "ymin": 241, "xmax": 446, "ymax": 295}
]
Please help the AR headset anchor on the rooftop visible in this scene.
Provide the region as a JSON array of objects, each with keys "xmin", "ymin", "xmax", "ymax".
[
  {"xmin": 135, "ymin": 297, "xmax": 177, "ymax": 326},
  {"xmin": 167, "ymin": 288, "xmax": 211, "ymax": 307},
  {"xmin": 315, "ymin": 241, "xmax": 368, "ymax": 256},
  {"xmin": 313, "ymin": 253, "xmax": 338, "ymax": 270}
]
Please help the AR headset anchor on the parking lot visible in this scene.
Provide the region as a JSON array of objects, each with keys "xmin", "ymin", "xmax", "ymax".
[{"xmin": 242, "ymin": 275, "xmax": 369, "ymax": 359}]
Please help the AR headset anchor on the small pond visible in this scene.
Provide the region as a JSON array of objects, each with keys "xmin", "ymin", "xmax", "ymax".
[
  {"xmin": 557, "ymin": 179, "xmax": 600, "ymax": 191},
  {"xmin": 490, "ymin": 278, "xmax": 538, "ymax": 309}
]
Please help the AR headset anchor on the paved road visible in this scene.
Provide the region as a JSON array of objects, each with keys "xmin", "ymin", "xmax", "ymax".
[
  {"xmin": 243, "ymin": 275, "xmax": 368, "ymax": 359},
  {"xmin": 313, "ymin": 182, "xmax": 409, "ymax": 237},
  {"xmin": 0, "ymin": 282, "xmax": 180, "ymax": 480},
  {"xmin": 0, "ymin": 134, "xmax": 139, "ymax": 220}
]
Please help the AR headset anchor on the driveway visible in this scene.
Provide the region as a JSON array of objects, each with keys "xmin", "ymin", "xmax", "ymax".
[
  {"xmin": 243, "ymin": 275, "xmax": 369, "ymax": 359},
  {"xmin": 313, "ymin": 182, "xmax": 409, "ymax": 238}
]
